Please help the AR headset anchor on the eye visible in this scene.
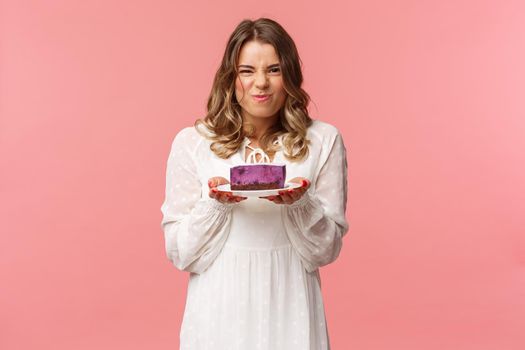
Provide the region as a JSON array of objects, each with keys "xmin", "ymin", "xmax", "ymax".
[{"xmin": 269, "ymin": 67, "xmax": 281, "ymax": 73}]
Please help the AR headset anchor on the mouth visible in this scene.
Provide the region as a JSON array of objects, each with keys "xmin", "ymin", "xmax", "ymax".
[{"xmin": 252, "ymin": 94, "xmax": 271, "ymax": 102}]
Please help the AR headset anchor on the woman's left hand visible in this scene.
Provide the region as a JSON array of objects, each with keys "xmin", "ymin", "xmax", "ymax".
[{"xmin": 259, "ymin": 177, "xmax": 310, "ymax": 205}]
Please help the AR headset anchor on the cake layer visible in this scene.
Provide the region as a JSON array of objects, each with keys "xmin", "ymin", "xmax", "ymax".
[{"xmin": 230, "ymin": 164, "xmax": 286, "ymax": 190}]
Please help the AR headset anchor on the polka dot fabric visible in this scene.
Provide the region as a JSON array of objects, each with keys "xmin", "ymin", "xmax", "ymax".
[{"xmin": 160, "ymin": 120, "xmax": 349, "ymax": 349}]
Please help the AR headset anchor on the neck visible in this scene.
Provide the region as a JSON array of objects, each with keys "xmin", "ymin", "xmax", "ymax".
[{"xmin": 242, "ymin": 113, "xmax": 279, "ymax": 141}]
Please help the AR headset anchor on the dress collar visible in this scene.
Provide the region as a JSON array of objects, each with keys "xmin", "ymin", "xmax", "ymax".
[
  {"xmin": 243, "ymin": 135, "xmax": 283, "ymax": 147},
  {"xmin": 238, "ymin": 135, "xmax": 284, "ymax": 165}
]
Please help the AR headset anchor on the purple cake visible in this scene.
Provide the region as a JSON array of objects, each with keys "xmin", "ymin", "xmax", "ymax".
[{"xmin": 230, "ymin": 164, "xmax": 286, "ymax": 190}]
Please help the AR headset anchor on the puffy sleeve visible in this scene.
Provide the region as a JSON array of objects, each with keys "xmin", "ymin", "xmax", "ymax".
[
  {"xmin": 160, "ymin": 127, "xmax": 234, "ymax": 274},
  {"xmin": 282, "ymin": 130, "xmax": 349, "ymax": 273}
]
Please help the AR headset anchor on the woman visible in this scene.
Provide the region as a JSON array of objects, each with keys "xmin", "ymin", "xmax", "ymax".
[{"xmin": 161, "ymin": 17, "xmax": 349, "ymax": 350}]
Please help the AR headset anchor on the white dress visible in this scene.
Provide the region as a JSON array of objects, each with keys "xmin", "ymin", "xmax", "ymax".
[{"xmin": 160, "ymin": 119, "xmax": 349, "ymax": 350}]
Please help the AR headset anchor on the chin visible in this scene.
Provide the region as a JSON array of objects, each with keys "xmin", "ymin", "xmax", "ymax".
[
  {"xmin": 252, "ymin": 113, "xmax": 279, "ymax": 119},
  {"xmin": 251, "ymin": 108, "xmax": 280, "ymax": 116}
]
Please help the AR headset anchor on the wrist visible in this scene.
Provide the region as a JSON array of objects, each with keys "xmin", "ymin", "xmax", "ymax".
[
  {"xmin": 203, "ymin": 198, "xmax": 235, "ymax": 213},
  {"xmin": 287, "ymin": 191, "xmax": 312, "ymax": 209}
]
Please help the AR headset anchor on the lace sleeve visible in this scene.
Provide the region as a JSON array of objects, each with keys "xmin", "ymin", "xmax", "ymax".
[
  {"xmin": 160, "ymin": 127, "xmax": 234, "ymax": 273},
  {"xmin": 282, "ymin": 130, "xmax": 349, "ymax": 272}
]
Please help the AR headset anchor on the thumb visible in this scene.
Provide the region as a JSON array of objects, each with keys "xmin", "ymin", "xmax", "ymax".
[
  {"xmin": 289, "ymin": 177, "xmax": 310, "ymax": 189},
  {"xmin": 208, "ymin": 176, "xmax": 229, "ymax": 188}
]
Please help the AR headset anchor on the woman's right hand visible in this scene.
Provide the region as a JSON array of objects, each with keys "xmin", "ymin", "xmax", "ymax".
[{"xmin": 208, "ymin": 176, "xmax": 247, "ymax": 204}]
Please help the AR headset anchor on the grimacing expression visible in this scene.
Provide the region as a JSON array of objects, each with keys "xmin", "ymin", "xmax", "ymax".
[{"xmin": 235, "ymin": 40, "xmax": 287, "ymax": 121}]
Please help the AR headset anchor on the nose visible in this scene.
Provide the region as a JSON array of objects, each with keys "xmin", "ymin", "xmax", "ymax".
[{"xmin": 254, "ymin": 70, "xmax": 269, "ymax": 89}]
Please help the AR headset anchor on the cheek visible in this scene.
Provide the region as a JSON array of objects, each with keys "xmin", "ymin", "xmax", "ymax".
[
  {"xmin": 235, "ymin": 77, "xmax": 250, "ymax": 92},
  {"xmin": 274, "ymin": 82, "xmax": 287, "ymax": 103},
  {"xmin": 274, "ymin": 80, "xmax": 285, "ymax": 94},
  {"xmin": 235, "ymin": 79, "xmax": 248, "ymax": 102}
]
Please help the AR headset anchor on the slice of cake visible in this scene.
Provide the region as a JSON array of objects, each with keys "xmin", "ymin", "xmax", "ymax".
[{"xmin": 230, "ymin": 164, "xmax": 286, "ymax": 190}]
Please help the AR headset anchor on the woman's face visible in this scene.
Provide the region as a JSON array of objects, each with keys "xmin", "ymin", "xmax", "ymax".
[{"xmin": 235, "ymin": 40, "xmax": 287, "ymax": 123}]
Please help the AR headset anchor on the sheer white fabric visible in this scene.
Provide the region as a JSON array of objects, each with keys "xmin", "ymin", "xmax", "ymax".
[{"xmin": 160, "ymin": 119, "xmax": 349, "ymax": 349}]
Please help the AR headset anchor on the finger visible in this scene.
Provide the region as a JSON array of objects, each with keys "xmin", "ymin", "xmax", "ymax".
[
  {"xmin": 260, "ymin": 195, "xmax": 276, "ymax": 199},
  {"xmin": 208, "ymin": 178, "xmax": 220, "ymax": 189},
  {"xmin": 226, "ymin": 194, "xmax": 246, "ymax": 203},
  {"xmin": 211, "ymin": 188, "xmax": 246, "ymax": 203},
  {"xmin": 208, "ymin": 177, "xmax": 229, "ymax": 188},
  {"xmin": 229, "ymin": 193, "xmax": 247, "ymax": 200},
  {"xmin": 282, "ymin": 196, "xmax": 294, "ymax": 205},
  {"xmin": 209, "ymin": 188, "xmax": 218, "ymax": 199},
  {"xmin": 217, "ymin": 192, "xmax": 231, "ymax": 202},
  {"xmin": 259, "ymin": 195, "xmax": 281, "ymax": 203},
  {"xmin": 286, "ymin": 187, "xmax": 305, "ymax": 201},
  {"xmin": 291, "ymin": 181, "xmax": 308, "ymax": 192},
  {"xmin": 288, "ymin": 180, "xmax": 309, "ymax": 199},
  {"xmin": 288, "ymin": 177, "xmax": 310, "ymax": 188},
  {"xmin": 210, "ymin": 188, "xmax": 226, "ymax": 201},
  {"xmin": 278, "ymin": 191, "xmax": 294, "ymax": 204},
  {"xmin": 272, "ymin": 196, "xmax": 284, "ymax": 204},
  {"xmin": 224, "ymin": 192, "xmax": 242, "ymax": 203},
  {"xmin": 210, "ymin": 190, "xmax": 227, "ymax": 203}
]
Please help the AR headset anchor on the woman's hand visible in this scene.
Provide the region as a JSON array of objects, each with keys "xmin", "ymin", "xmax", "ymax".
[
  {"xmin": 208, "ymin": 176, "xmax": 247, "ymax": 204},
  {"xmin": 259, "ymin": 177, "xmax": 310, "ymax": 205}
]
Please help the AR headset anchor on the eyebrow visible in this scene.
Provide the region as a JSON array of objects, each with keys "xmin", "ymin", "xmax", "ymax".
[{"xmin": 237, "ymin": 63, "xmax": 281, "ymax": 69}]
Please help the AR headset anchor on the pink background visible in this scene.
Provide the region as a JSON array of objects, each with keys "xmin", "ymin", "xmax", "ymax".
[{"xmin": 1, "ymin": 1, "xmax": 524, "ymax": 349}]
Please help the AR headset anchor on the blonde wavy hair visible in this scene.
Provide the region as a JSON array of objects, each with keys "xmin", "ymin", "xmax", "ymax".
[{"xmin": 194, "ymin": 17, "xmax": 313, "ymax": 162}]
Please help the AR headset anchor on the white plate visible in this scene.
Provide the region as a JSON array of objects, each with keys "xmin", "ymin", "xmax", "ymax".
[{"xmin": 216, "ymin": 182, "xmax": 302, "ymax": 197}]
